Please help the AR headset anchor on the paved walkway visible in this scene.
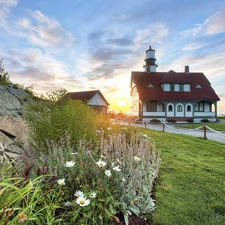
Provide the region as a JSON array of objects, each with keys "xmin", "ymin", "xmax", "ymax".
[{"xmin": 121, "ymin": 121, "xmax": 225, "ymax": 144}]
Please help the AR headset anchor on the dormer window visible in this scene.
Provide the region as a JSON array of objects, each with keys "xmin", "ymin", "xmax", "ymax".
[
  {"xmin": 196, "ymin": 84, "xmax": 202, "ymax": 88},
  {"xmin": 170, "ymin": 84, "xmax": 175, "ymax": 91},
  {"xmin": 179, "ymin": 84, "xmax": 184, "ymax": 91},
  {"xmin": 148, "ymin": 83, "xmax": 154, "ymax": 88}
]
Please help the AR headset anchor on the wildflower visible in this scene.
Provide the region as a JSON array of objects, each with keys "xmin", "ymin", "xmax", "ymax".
[
  {"xmin": 71, "ymin": 152, "xmax": 78, "ymax": 155},
  {"xmin": 134, "ymin": 156, "xmax": 141, "ymax": 162},
  {"xmin": 100, "ymin": 154, "xmax": 106, "ymax": 159},
  {"xmin": 83, "ymin": 184, "xmax": 89, "ymax": 189},
  {"xmin": 18, "ymin": 213, "xmax": 28, "ymax": 223},
  {"xmin": 142, "ymin": 134, "xmax": 148, "ymax": 138},
  {"xmin": 96, "ymin": 159, "xmax": 107, "ymax": 167},
  {"xmin": 65, "ymin": 161, "xmax": 75, "ymax": 167},
  {"xmin": 105, "ymin": 169, "xmax": 112, "ymax": 177},
  {"xmin": 113, "ymin": 165, "xmax": 121, "ymax": 172},
  {"xmin": 57, "ymin": 178, "xmax": 65, "ymax": 185},
  {"xmin": 64, "ymin": 201, "xmax": 75, "ymax": 207},
  {"xmin": 89, "ymin": 191, "xmax": 96, "ymax": 198},
  {"xmin": 107, "ymin": 127, "xmax": 111, "ymax": 130},
  {"xmin": 74, "ymin": 190, "xmax": 84, "ymax": 198},
  {"xmin": 76, "ymin": 196, "xmax": 90, "ymax": 207},
  {"xmin": 122, "ymin": 177, "xmax": 126, "ymax": 182}
]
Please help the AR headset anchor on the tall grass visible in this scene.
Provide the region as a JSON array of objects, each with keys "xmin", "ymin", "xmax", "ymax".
[{"xmin": 24, "ymin": 89, "xmax": 110, "ymax": 153}]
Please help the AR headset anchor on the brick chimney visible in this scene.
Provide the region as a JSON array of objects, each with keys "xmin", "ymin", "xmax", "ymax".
[{"xmin": 185, "ymin": 65, "xmax": 189, "ymax": 74}]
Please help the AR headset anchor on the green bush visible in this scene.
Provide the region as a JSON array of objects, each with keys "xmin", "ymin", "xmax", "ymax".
[
  {"xmin": 167, "ymin": 119, "xmax": 176, "ymax": 123},
  {"xmin": 201, "ymin": 118, "xmax": 209, "ymax": 123},
  {"xmin": 0, "ymin": 59, "xmax": 11, "ymax": 85},
  {"xmin": 186, "ymin": 118, "xmax": 194, "ymax": 123},
  {"xmin": 150, "ymin": 119, "xmax": 161, "ymax": 123},
  {"xmin": 23, "ymin": 89, "xmax": 110, "ymax": 153},
  {"xmin": 16, "ymin": 129, "xmax": 160, "ymax": 224}
]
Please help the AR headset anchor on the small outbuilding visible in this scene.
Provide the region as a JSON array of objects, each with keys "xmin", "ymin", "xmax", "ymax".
[{"xmin": 68, "ymin": 90, "xmax": 109, "ymax": 114}]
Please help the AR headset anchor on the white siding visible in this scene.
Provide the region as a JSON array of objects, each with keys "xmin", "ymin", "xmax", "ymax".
[{"xmin": 88, "ymin": 93, "xmax": 107, "ymax": 106}]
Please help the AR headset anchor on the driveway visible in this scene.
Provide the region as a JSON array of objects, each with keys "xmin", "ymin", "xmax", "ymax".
[{"xmin": 122, "ymin": 121, "xmax": 225, "ymax": 143}]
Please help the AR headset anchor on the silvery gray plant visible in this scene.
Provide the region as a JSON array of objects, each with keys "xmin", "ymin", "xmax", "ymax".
[{"xmin": 99, "ymin": 131, "xmax": 161, "ymax": 224}]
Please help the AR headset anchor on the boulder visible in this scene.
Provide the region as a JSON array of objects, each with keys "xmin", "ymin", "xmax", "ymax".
[
  {"xmin": 0, "ymin": 115, "xmax": 29, "ymax": 146},
  {"xmin": 0, "ymin": 84, "xmax": 32, "ymax": 117}
]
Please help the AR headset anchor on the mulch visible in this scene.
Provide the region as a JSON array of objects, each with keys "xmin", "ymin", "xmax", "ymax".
[{"xmin": 113, "ymin": 212, "xmax": 149, "ymax": 225}]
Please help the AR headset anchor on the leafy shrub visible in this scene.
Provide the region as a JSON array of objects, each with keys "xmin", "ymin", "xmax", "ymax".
[
  {"xmin": 167, "ymin": 119, "xmax": 176, "ymax": 123},
  {"xmin": 0, "ymin": 59, "xmax": 11, "ymax": 85},
  {"xmin": 201, "ymin": 118, "xmax": 209, "ymax": 123},
  {"xmin": 24, "ymin": 89, "xmax": 110, "ymax": 153},
  {"xmin": 15, "ymin": 128, "xmax": 161, "ymax": 224},
  {"xmin": 150, "ymin": 119, "xmax": 161, "ymax": 123},
  {"xmin": 186, "ymin": 118, "xmax": 194, "ymax": 123}
]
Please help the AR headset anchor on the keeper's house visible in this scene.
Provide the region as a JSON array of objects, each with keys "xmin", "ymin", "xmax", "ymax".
[
  {"xmin": 68, "ymin": 90, "xmax": 109, "ymax": 114},
  {"xmin": 130, "ymin": 46, "xmax": 220, "ymax": 122}
]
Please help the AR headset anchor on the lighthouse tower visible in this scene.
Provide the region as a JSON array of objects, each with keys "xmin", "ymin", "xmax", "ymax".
[{"xmin": 143, "ymin": 46, "xmax": 158, "ymax": 72}]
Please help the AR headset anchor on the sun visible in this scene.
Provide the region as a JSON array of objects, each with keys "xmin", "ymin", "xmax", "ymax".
[{"xmin": 118, "ymin": 102, "xmax": 126, "ymax": 107}]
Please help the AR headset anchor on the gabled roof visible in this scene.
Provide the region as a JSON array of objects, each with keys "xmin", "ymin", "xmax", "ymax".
[
  {"xmin": 130, "ymin": 71, "xmax": 220, "ymax": 102},
  {"xmin": 68, "ymin": 90, "xmax": 110, "ymax": 105}
]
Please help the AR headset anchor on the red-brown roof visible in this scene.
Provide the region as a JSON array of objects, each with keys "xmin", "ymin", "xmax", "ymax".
[
  {"xmin": 131, "ymin": 71, "xmax": 220, "ymax": 102},
  {"xmin": 68, "ymin": 90, "xmax": 110, "ymax": 105}
]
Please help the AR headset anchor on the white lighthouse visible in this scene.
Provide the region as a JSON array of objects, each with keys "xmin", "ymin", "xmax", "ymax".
[{"xmin": 143, "ymin": 46, "xmax": 158, "ymax": 72}]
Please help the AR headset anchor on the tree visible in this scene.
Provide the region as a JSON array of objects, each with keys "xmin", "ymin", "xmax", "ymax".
[{"xmin": 0, "ymin": 58, "xmax": 11, "ymax": 85}]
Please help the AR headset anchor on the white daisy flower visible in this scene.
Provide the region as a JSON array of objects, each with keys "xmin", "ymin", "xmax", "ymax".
[
  {"xmin": 57, "ymin": 178, "xmax": 65, "ymax": 185},
  {"xmin": 76, "ymin": 196, "xmax": 90, "ymax": 207},
  {"xmin": 65, "ymin": 161, "xmax": 75, "ymax": 167},
  {"xmin": 74, "ymin": 190, "xmax": 84, "ymax": 198},
  {"xmin": 105, "ymin": 169, "xmax": 112, "ymax": 177},
  {"xmin": 113, "ymin": 165, "xmax": 121, "ymax": 172},
  {"xmin": 96, "ymin": 159, "xmax": 107, "ymax": 167},
  {"xmin": 134, "ymin": 156, "xmax": 141, "ymax": 162},
  {"xmin": 89, "ymin": 192, "xmax": 97, "ymax": 198}
]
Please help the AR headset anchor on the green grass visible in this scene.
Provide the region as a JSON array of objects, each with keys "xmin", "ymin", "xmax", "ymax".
[
  {"xmin": 126, "ymin": 126, "xmax": 225, "ymax": 225},
  {"xmin": 174, "ymin": 122, "xmax": 225, "ymax": 131}
]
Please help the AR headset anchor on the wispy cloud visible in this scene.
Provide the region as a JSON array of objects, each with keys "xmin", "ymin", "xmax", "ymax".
[
  {"xmin": 16, "ymin": 10, "xmax": 75, "ymax": 50},
  {"xmin": 181, "ymin": 11, "xmax": 225, "ymax": 37},
  {"xmin": 0, "ymin": 0, "xmax": 17, "ymax": 29},
  {"xmin": 134, "ymin": 22, "xmax": 169, "ymax": 50}
]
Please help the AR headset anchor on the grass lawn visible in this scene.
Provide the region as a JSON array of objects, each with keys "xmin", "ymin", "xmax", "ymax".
[
  {"xmin": 174, "ymin": 122, "xmax": 225, "ymax": 131},
  {"xmin": 127, "ymin": 126, "xmax": 225, "ymax": 225}
]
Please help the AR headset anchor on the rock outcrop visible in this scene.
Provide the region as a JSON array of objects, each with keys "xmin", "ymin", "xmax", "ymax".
[
  {"xmin": 0, "ymin": 84, "xmax": 32, "ymax": 117},
  {"xmin": 0, "ymin": 84, "xmax": 31, "ymax": 147}
]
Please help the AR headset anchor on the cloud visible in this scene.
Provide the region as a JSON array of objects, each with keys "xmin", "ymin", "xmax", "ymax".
[
  {"xmin": 0, "ymin": 0, "xmax": 17, "ymax": 28},
  {"xmin": 181, "ymin": 11, "xmax": 225, "ymax": 37},
  {"xmin": 16, "ymin": 10, "xmax": 75, "ymax": 49},
  {"xmin": 133, "ymin": 22, "xmax": 169, "ymax": 50},
  {"xmin": 88, "ymin": 30, "xmax": 106, "ymax": 41},
  {"xmin": 4, "ymin": 48, "xmax": 72, "ymax": 88},
  {"xmin": 182, "ymin": 42, "xmax": 207, "ymax": 51},
  {"xmin": 111, "ymin": 14, "xmax": 131, "ymax": 22},
  {"xmin": 107, "ymin": 37, "xmax": 133, "ymax": 46}
]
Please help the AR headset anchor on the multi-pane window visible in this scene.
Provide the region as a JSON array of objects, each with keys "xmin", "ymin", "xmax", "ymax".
[
  {"xmin": 195, "ymin": 101, "xmax": 204, "ymax": 112},
  {"xmin": 179, "ymin": 84, "xmax": 184, "ymax": 91},
  {"xmin": 146, "ymin": 101, "xmax": 157, "ymax": 112},
  {"xmin": 170, "ymin": 84, "xmax": 175, "ymax": 91},
  {"xmin": 168, "ymin": 105, "xmax": 173, "ymax": 112},
  {"xmin": 177, "ymin": 105, "xmax": 183, "ymax": 112}
]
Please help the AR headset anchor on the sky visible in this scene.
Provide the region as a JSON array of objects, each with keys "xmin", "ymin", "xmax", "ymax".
[{"xmin": 0, "ymin": 0, "xmax": 225, "ymax": 114}]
